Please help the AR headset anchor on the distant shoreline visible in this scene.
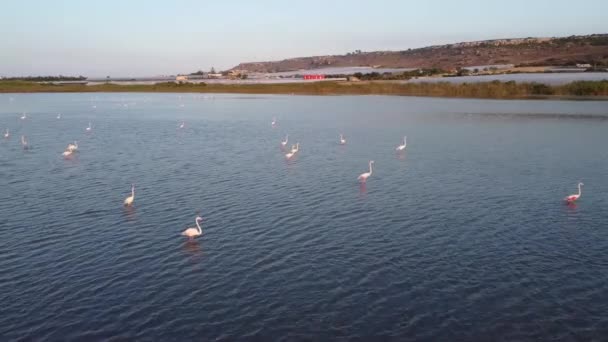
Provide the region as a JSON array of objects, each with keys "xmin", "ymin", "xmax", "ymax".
[{"xmin": 1, "ymin": 80, "xmax": 607, "ymax": 100}]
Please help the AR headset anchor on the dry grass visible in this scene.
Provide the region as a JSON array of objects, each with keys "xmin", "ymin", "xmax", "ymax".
[{"xmin": 1, "ymin": 80, "xmax": 607, "ymax": 100}]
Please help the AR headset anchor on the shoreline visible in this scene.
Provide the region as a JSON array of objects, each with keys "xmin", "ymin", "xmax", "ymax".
[{"xmin": 1, "ymin": 80, "xmax": 607, "ymax": 100}]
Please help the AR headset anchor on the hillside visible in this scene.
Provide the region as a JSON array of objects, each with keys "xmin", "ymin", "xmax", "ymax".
[{"xmin": 231, "ymin": 34, "xmax": 608, "ymax": 73}]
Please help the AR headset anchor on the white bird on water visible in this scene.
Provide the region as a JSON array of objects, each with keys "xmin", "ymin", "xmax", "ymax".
[
  {"xmin": 62, "ymin": 149, "xmax": 73, "ymax": 157},
  {"xmin": 281, "ymin": 134, "xmax": 289, "ymax": 147},
  {"xmin": 564, "ymin": 182, "xmax": 584, "ymax": 203},
  {"xmin": 358, "ymin": 160, "xmax": 374, "ymax": 182},
  {"xmin": 57, "ymin": 113, "xmax": 61, "ymax": 119},
  {"xmin": 396, "ymin": 136, "xmax": 407, "ymax": 151},
  {"xmin": 179, "ymin": 121, "xmax": 185, "ymax": 129},
  {"xmin": 286, "ymin": 143, "xmax": 299, "ymax": 159},
  {"xmin": 182, "ymin": 216, "xmax": 203, "ymax": 240},
  {"xmin": 124, "ymin": 184, "xmax": 135, "ymax": 206},
  {"xmin": 67, "ymin": 141, "xmax": 78, "ymax": 152},
  {"xmin": 20, "ymin": 113, "xmax": 27, "ymax": 120},
  {"xmin": 339, "ymin": 134, "xmax": 346, "ymax": 145},
  {"xmin": 86, "ymin": 122, "xmax": 92, "ymax": 132},
  {"xmin": 21, "ymin": 135, "xmax": 29, "ymax": 149},
  {"xmin": 271, "ymin": 117, "xmax": 277, "ymax": 127},
  {"xmin": 3, "ymin": 129, "xmax": 9, "ymax": 139}
]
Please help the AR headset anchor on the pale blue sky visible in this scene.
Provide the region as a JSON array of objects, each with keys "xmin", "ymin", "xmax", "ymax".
[{"xmin": 1, "ymin": 0, "xmax": 607, "ymax": 77}]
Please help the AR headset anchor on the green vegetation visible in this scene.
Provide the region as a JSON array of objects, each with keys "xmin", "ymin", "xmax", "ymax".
[{"xmin": 1, "ymin": 80, "xmax": 607, "ymax": 100}]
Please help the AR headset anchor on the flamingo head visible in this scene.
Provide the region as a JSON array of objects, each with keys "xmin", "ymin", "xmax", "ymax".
[
  {"xmin": 195, "ymin": 216, "xmax": 203, "ymax": 222},
  {"xmin": 579, "ymin": 182, "xmax": 584, "ymax": 186},
  {"xmin": 370, "ymin": 160, "xmax": 375, "ymax": 164}
]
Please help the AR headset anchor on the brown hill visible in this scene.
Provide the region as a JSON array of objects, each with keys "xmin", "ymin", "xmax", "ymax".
[{"xmin": 231, "ymin": 34, "xmax": 608, "ymax": 73}]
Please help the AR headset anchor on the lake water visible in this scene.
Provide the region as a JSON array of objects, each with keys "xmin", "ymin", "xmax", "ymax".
[
  {"xmin": 408, "ymin": 72, "xmax": 608, "ymax": 85},
  {"xmin": 2, "ymin": 93, "xmax": 608, "ymax": 340}
]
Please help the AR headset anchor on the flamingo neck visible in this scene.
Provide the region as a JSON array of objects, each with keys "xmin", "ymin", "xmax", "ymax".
[
  {"xmin": 578, "ymin": 184, "xmax": 582, "ymax": 196},
  {"xmin": 195, "ymin": 219, "xmax": 202, "ymax": 234},
  {"xmin": 131, "ymin": 186, "xmax": 135, "ymax": 198},
  {"xmin": 369, "ymin": 162, "xmax": 373, "ymax": 175}
]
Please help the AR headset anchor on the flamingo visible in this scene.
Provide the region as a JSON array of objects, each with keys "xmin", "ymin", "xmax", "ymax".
[
  {"xmin": 564, "ymin": 182, "xmax": 584, "ymax": 203},
  {"xmin": 291, "ymin": 142, "xmax": 299, "ymax": 153},
  {"xmin": 3, "ymin": 129, "xmax": 9, "ymax": 139},
  {"xmin": 396, "ymin": 136, "xmax": 407, "ymax": 151},
  {"xmin": 286, "ymin": 143, "xmax": 299, "ymax": 159},
  {"xmin": 67, "ymin": 141, "xmax": 78, "ymax": 152},
  {"xmin": 86, "ymin": 122, "xmax": 92, "ymax": 131},
  {"xmin": 21, "ymin": 135, "xmax": 29, "ymax": 149},
  {"xmin": 20, "ymin": 113, "xmax": 27, "ymax": 120},
  {"xmin": 62, "ymin": 149, "xmax": 73, "ymax": 157},
  {"xmin": 124, "ymin": 184, "xmax": 135, "ymax": 206},
  {"xmin": 57, "ymin": 113, "xmax": 61, "ymax": 119},
  {"xmin": 181, "ymin": 216, "xmax": 203, "ymax": 239},
  {"xmin": 271, "ymin": 117, "xmax": 277, "ymax": 127},
  {"xmin": 281, "ymin": 134, "xmax": 289, "ymax": 147},
  {"xmin": 340, "ymin": 134, "xmax": 346, "ymax": 145},
  {"xmin": 358, "ymin": 160, "xmax": 374, "ymax": 182},
  {"xmin": 179, "ymin": 121, "xmax": 185, "ymax": 129}
]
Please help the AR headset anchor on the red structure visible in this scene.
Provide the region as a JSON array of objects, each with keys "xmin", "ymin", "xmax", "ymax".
[{"xmin": 303, "ymin": 74, "xmax": 325, "ymax": 80}]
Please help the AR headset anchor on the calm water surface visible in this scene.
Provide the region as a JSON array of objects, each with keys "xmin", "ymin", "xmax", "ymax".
[{"xmin": 1, "ymin": 94, "xmax": 608, "ymax": 341}]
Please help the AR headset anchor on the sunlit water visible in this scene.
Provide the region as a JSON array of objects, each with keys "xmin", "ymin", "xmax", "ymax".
[{"xmin": 1, "ymin": 93, "xmax": 608, "ymax": 340}]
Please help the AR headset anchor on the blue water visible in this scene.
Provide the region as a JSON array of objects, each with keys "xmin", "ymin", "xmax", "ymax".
[{"xmin": 1, "ymin": 93, "xmax": 608, "ymax": 341}]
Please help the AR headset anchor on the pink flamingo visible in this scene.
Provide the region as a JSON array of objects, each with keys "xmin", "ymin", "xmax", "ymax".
[
  {"xmin": 21, "ymin": 135, "xmax": 29, "ymax": 150},
  {"xmin": 281, "ymin": 134, "xmax": 288, "ymax": 147},
  {"xmin": 396, "ymin": 136, "xmax": 407, "ymax": 151},
  {"xmin": 179, "ymin": 121, "xmax": 185, "ymax": 129},
  {"xmin": 564, "ymin": 182, "xmax": 583, "ymax": 203},
  {"xmin": 339, "ymin": 134, "xmax": 346, "ymax": 145},
  {"xmin": 3, "ymin": 129, "xmax": 9, "ymax": 139},
  {"xmin": 271, "ymin": 117, "xmax": 277, "ymax": 127},
  {"xmin": 358, "ymin": 160, "xmax": 374, "ymax": 182},
  {"xmin": 285, "ymin": 143, "xmax": 299, "ymax": 159},
  {"xmin": 124, "ymin": 184, "xmax": 135, "ymax": 206},
  {"xmin": 181, "ymin": 216, "xmax": 203, "ymax": 240}
]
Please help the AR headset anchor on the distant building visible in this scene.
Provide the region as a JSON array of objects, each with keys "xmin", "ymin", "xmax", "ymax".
[
  {"xmin": 208, "ymin": 73, "xmax": 223, "ymax": 79},
  {"xmin": 576, "ymin": 64, "xmax": 592, "ymax": 68},
  {"xmin": 303, "ymin": 74, "xmax": 325, "ymax": 80}
]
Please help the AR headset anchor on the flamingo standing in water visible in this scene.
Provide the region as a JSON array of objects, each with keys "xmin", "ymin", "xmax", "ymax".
[
  {"xmin": 67, "ymin": 141, "xmax": 78, "ymax": 152},
  {"xmin": 21, "ymin": 135, "xmax": 29, "ymax": 149},
  {"xmin": 3, "ymin": 129, "xmax": 9, "ymax": 139},
  {"xmin": 62, "ymin": 149, "xmax": 73, "ymax": 157},
  {"xmin": 271, "ymin": 117, "xmax": 277, "ymax": 127},
  {"xmin": 358, "ymin": 160, "xmax": 374, "ymax": 182},
  {"xmin": 182, "ymin": 216, "xmax": 203, "ymax": 239},
  {"xmin": 291, "ymin": 143, "xmax": 299, "ymax": 153},
  {"xmin": 57, "ymin": 113, "xmax": 61, "ymax": 119},
  {"xmin": 339, "ymin": 134, "xmax": 346, "ymax": 145},
  {"xmin": 396, "ymin": 136, "xmax": 407, "ymax": 151},
  {"xmin": 20, "ymin": 113, "xmax": 27, "ymax": 120},
  {"xmin": 281, "ymin": 134, "xmax": 289, "ymax": 147},
  {"xmin": 124, "ymin": 184, "xmax": 135, "ymax": 206},
  {"xmin": 86, "ymin": 122, "xmax": 92, "ymax": 132},
  {"xmin": 179, "ymin": 121, "xmax": 185, "ymax": 129},
  {"xmin": 564, "ymin": 182, "xmax": 584, "ymax": 203},
  {"xmin": 286, "ymin": 143, "xmax": 299, "ymax": 159}
]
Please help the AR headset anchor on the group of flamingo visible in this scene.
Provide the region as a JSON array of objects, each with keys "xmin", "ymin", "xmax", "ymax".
[{"xmin": 2, "ymin": 109, "xmax": 587, "ymax": 243}]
